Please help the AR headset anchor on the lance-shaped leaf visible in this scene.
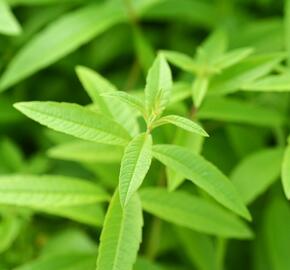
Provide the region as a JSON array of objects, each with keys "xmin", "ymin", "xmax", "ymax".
[
  {"xmin": 0, "ymin": 175, "xmax": 109, "ymax": 207},
  {"xmin": 0, "ymin": 0, "xmax": 21, "ymax": 35},
  {"xmin": 140, "ymin": 188, "xmax": 253, "ymax": 239},
  {"xmin": 0, "ymin": 1, "xmax": 124, "ymax": 91},
  {"xmin": 152, "ymin": 144, "xmax": 251, "ymax": 220},
  {"xmin": 76, "ymin": 66, "xmax": 139, "ymax": 136},
  {"xmin": 14, "ymin": 101, "xmax": 131, "ymax": 146},
  {"xmin": 145, "ymin": 54, "xmax": 172, "ymax": 117},
  {"xmin": 48, "ymin": 141, "xmax": 124, "ymax": 163},
  {"xmin": 241, "ymin": 72, "xmax": 290, "ymax": 92},
  {"xmin": 119, "ymin": 133, "xmax": 152, "ymax": 207},
  {"xmin": 192, "ymin": 76, "xmax": 209, "ymax": 108},
  {"xmin": 197, "ymin": 97, "xmax": 285, "ymax": 127},
  {"xmin": 231, "ymin": 148, "xmax": 283, "ymax": 205},
  {"xmin": 208, "ymin": 53, "xmax": 285, "ymax": 95},
  {"xmin": 102, "ymin": 91, "xmax": 146, "ymax": 116},
  {"xmin": 213, "ymin": 47, "xmax": 254, "ymax": 70},
  {"xmin": 162, "ymin": 50, "xmax": 199, "ymax": 73},
  {"xmin": 96, "ymin": 191, "xmax": 143, "ymax": 270},
  {"xmin": 282, "ymin": 139, "xmax": 290, "ymax": 199},
  {"xmin": 152, "ymin": 115, "xmax": 208, "ymax": 137}
]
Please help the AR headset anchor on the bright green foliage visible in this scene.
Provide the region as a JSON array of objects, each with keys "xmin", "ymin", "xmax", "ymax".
[
  {"xmin": 48, "ymin": 141, "xmax": 124, "ymax": 163},
  {"xmin": 153, "ymin": 144, "xmax": 250, "ymax": 220},
  {"xmin": 140, "ymin": 188, "xmax": 253, "ymax": 239},
  {"xmin": 152, "ymin": 115, "xmax": 208, "ymax": 137},
  {"xmin": 231, "ymin": 148, "xmax": 283, "ymax": 204},
  {"xmin": 119, "ymin": 133, "xmax": 152, "ymax": 207},
  {"xmin": 0, "ymin": 174, "xmax": 109, "ymax": 207},
  {"xmin": 96, "ymin": 191, "xmax": 143, "ymax": 270},
  {"xmin": 282, "ymin": 142, "xmax": 290, "ymax": 199},
  {"xmin": 192, "ymin": 76, "xmax": 209, "ymax": 108},
  {"xmin": 145, "ymin": 54, "xmax": 172, "ymax": 119},
  {"xmin": 0, "ymin": 0, "xmax": 21, "ymax": 35},
  {"xmin": 14, "ymin": 101, "xmax": 131, "ymax": 146},
  {"xmin": 76, "ymin": 66, "xmax": 139, "ymax": 136}
]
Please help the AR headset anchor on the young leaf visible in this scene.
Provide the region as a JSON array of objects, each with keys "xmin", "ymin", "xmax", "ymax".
[
  {"xmin": 162, "ymin": 50, "xmax": 199, "ymax": 73},
  {"xmin": 0, "ymin": 174, "xmax": 109, "ymax": 207},
  {"xmin": 102, "ymin": 91, "xmax": 146, "ymax": 116},
  {"xmin": 76, "ymin": 66, "xmax": 139, "ymax": 136},
  {"xmin": 197, "ymin": 97, "xmax": 285, "ymax": 127},
  {"xmin": 241, "ymin": 72, "xmax": 290, "ymax": 92},
  {"xmin": 96, "ymin": 191, "xmax": 143, "ymax": 270},
  {"xmin": 140, "ymin": 188, "xmax": 253, "ymax": 239},
  {"xmin": 119, "ymin": 133, "xmax": 152, "ymax": 207},
  {"xmin": 152, "ymin": 144, "xmax": 251, "ymax": 220},
  {"xmin": 282, "ymin": 141, "xmax": 290, "ymax": 199},
  {"xmin": 14, "ymin": 101, "xmax": 131, "ymax": 146},
  {"xmin": 192, "ymin": 76, "xmax": 209, "ymax": 108},
  {"xmin": 48, "ymin": 141, "xmax": 123, "ymax": 163},
  {"xmin": 0, "ymin": 0, "xmax": 21, "ymax": 35},
  {"xmin": 231, "ymin": 148, "xmax": 283, "ymax": 205},
  {"xmin": 0, "ymin": 2, "xmax": 124, "ymax": 91},
  {"xmin": 152, "ymin": 115, "xmax": 208, "ymax": 137},
  {"xmin": 208, "ymin": 53, "xmax": 285, "ymax": 95},
  {"xmin": 145, "ymin": 54, "xmax": 172, "ymax": 117}
]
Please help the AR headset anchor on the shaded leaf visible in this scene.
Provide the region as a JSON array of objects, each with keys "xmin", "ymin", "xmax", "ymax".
[{"xmin": 0, "ymin": 0, "xmax": 21, "ymax": 35}]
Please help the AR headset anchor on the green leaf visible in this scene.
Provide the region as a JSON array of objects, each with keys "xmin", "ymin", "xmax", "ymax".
[
  {"xmin": 197, "ymin": 97, "xmax": 285, "ymax": 127},
  {"xmin": 48, "ymin": 141, "xmax": 123, "ymax": 163},
  {"xmin": 133, "ymin": 27, "xmax": 155, "ymax": 74},
  {"xmin": 192, "ymin": 76, "xmax": 209, "ymax": 108},
  {"xmin": 119, "ymin": 133, "xmax": 152, "ymax": 207},
  {"xmin": 213, "ymin": 47, "xmax": 254, "ymax": 70},
  {"xmin": 263, "ymin": 198, "xmax": 290, "ymax": 270},
  {"xmin": 152, "ymin": 115, "xmax": 208, "ymax": 137},
  {"xmin": 0, "ymin": 174, "xmax": 109, "ymax": 207},
  {"xmin": 196, "ymin": 29, "xmax": 227, "ymax": 65},
  {"xmin": 231, "ymin": 148, "xmax": 283, "ymax": 205},
  {"xmin": 96, "ymin": 190, "xmax": 143, "ymax": 270},
  {"xmin": 145, "ymin": 54, "xmax": 172, "ymax": 117},
  {"xmin": 76, "ymin": 66, "xmax": 139, "ymax": 136},
  {"xmin": 102, "ymin": 91, "xmax": 146, "ymax": 116},
  {"xmin": 0, "ymin": 2, "xmax": 124, "ymax": 91},
  {"xmin": 40, "ymin": 204, "xmax": 105, "ymax": 226},
  {"xmin": 140, "ymin": 188, "xmax": 253, "ymax": 239},
  {"xmin": 15, "ymin": 253, "xmax": 97, "ymax": 270},
  {"xmin": 152, "ymin": 144, "xmax": 250, "ymax": 220},
  {"xmin": 14, "ymin": 101, "xmax": 131, "ymax": 146},
  {"xmin": 282, "ymin": 142, "xmax": 290, "ymax": 199},
  {"xmin": 285, "ymin": 0, "xmax": 290, "ymax": 65},
  {"xmin": 208, "ymin": 53, "xmax": 285, "ymax": 95},
  {"xmin": 0, "ymin": 0, "xmax": 21, "ymax": 36},
  {"xmin": 242, "ymin": 72, "xmax": 290, "ymax": 91},
  {"xmin": 162, "ymin": 50, "xmax": 199, "ymax": 73}
]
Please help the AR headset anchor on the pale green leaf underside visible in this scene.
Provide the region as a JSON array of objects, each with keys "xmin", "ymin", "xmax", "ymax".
[
  {"xmin": 197, "ymin": 97, "xmax": 285, "ymax": 127},
  {"xmin": 119, "ymin": 133, "xmax": 152, "ymax": 207},
  {"xmin": 0, "ymin": 174, "xmax": 109, "ymax": 207},
  {"xmin": 48, "ymin": 140, "xmax": 123, "ymax": 163},
  {"xmin": 96, "ymin": 191, "xmax": 143, "ymax": 270},
  {"xmin": 0, "ymin": 2, "xmax": 124, "ymax": 91},
  {"xmin": 192, "ymin": 76, "xmax": 209, "ymax": 108},
  {"xmin": 282, "ymin": 143, "xmax": 290, "ymax": 199},
  {"xmin": 153, "ymin": 115, "xmax": 208, "ymax": 137},
  {"xmin": 0, "ymin": 0, "xmax": 21, "ymax": 35},
  {"xmin": 153, "ymin": 144, "xmax": 251, "ymax": 220},
  {"xmin": 231, "ymin": 148, "xmax": 283, "ymax": 205},
  {"xmin": 14, "ymin": 101, "xmax": 131, "ymax": 146},
  {"xmin": 76, "ymin": 66, "xmax": 139, "ymax": 137},
  {"xmin": 140, "ymin": 188, "xmax": 253, "ymax": 239},
  {"xmin": 145, "ymin": 54, "xmax": 172, "ymax": 116}
]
